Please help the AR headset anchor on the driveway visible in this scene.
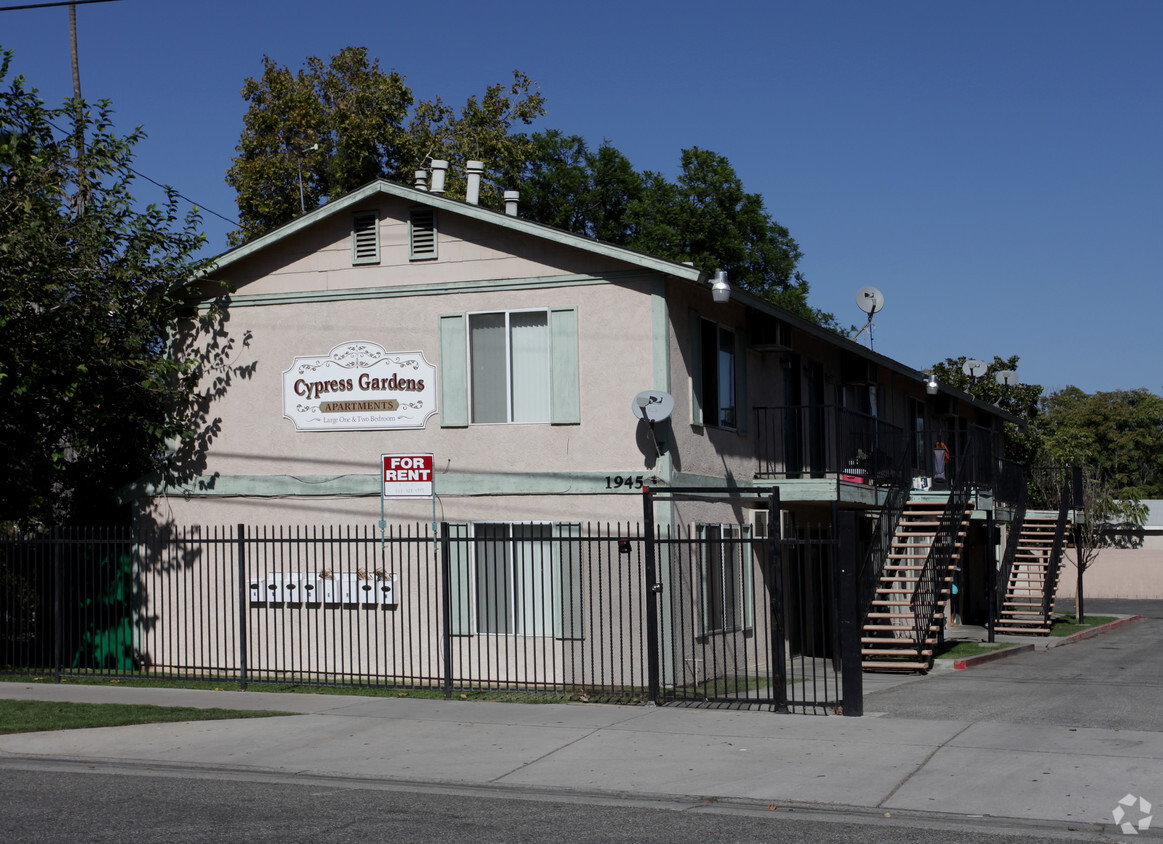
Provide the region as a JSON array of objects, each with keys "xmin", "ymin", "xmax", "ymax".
[{"xmin": 864, "ymin": 599, "xmax": 1163, "ymax": 730}]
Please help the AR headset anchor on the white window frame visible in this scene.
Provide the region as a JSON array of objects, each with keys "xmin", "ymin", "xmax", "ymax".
[{"xmin": 467, "ymin": 309, "xmax": 552, "ymax": 425}]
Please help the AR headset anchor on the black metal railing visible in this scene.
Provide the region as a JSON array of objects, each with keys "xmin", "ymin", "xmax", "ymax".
[
  {"xmin": 1044, "ymin": 493, "xmax": 1071, "ymax": 623},
  {"xmin": 858, "ymin": 441, "xmax": 914, "ymax": 622},
  {"xmin": 754, "ymin": 405, "xmax": 906, "ymax": 484},
  {"xmin": 994, "ymin": 481, "xmax": 1028, "ymax": 626},
  {"xmin": 909, "ymin": 437, "xmax": 973, "ymax": 652}
]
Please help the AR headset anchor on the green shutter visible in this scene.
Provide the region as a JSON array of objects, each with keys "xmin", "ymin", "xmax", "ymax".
[
  {"xmin": 549, "ymin": 307, "xmax": 580, "ymax": 424},
  {"xmin": 689, "ymin": 311, "xmax": 704, "ymax": 426},
  {"xmin": 445, "ymin": 522, "xmax": 472, "ymax": 636},
  {"xmin": 438, "ymin": 314, "xmax": 468, "ymax": 427},
  {"xmin": 553, "ymin": 522, "xmax": 584, "ymax": 639}
]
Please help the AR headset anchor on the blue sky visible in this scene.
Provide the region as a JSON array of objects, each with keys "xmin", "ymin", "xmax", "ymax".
[{"xmin": 5, "ymin": 0, "xmax": 1161, "ymax": 395}]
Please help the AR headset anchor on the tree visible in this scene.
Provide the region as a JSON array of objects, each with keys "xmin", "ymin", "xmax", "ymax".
[
  {"xmin": 519, "ymin": 136, "xmax": 839, "ymax": 327},
  {"xmin": 226, "ymin": 48, "xmax": 546, "ymax": 244},
  {"xmin": 929, "ymin": 355, "xmax": 1044, "ymax": 465},
  {"xmin": 1038, "ymin": 386, "xmax": 1162, "ymax": 620},
  {"xmin": 0, "ymin": 51, "xmax": 219, "ymax": 527}
]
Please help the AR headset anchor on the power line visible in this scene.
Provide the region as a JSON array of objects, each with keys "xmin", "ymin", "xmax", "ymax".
[{"xmin": 0, "ymin": 1, "xmax": 123, "ymax": 12}]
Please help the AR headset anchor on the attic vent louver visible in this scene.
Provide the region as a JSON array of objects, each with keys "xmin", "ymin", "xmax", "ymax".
[
  {"xmin": 351, "ymin": 210, "xmax": 379, "ymax": 265},
  {"xmin": 409, "ymin": 207, "xmax": 437, "ymax": 261}
]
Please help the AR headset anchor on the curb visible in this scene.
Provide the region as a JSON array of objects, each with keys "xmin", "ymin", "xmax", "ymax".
[
  {"xmin": 951, "ymin": 615, "xmax": 1142, "ymax": 668},
  {"xmin": 951, "ymin": 643, "xmax": 1034, "ymax": 670},
  {"xmin": 1044, "ymin": 614, "xmax": 1142, "ymax": 648}
]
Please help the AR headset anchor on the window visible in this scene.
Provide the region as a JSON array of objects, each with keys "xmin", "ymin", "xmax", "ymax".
[
  {"xmin": 351, "ymin": 210, "xmax": 379, "ymax": 264},
  {"xmin": 409, "ymin": 207, "xmax": 437, "ymax": 260},
  {"xmin": 469, "ymin": 311, "xmax": 550, "ymax": 423},
  {"xmin": 474, "ymin": 523, "xmax": 552, "ymax": 635},
  {"xmin": 444, "ymin": 522, "xmax": 583, "ymax": 638},
  {"xmin": 697, "ymin": 523, "xmax": 754, "ymax": 634},
  {"xmin": 438, "ymin": 308, "xmax": 580, "ymax": 427},
  {"xmin": 690, "ymin": 313, "xmax": 746, "ymax": 431}
]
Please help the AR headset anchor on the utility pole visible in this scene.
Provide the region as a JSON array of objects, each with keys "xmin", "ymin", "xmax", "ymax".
[{"xmin": 69, "ymin": 2, "xmax": 87, "ymax": 213}]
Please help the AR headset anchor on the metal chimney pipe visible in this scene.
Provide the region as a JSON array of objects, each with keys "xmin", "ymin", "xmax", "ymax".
[
  {"xmin": 465, "ymin": 160, "xmax": 484, "ymax": 205},
  {"xmin": 504, "ymin": 190, "xmax": 520, "ymax": 217},
  {"xmin": 429, "ymin": 159, "xmax": 449, "ymax": 194},
  {"xmin": 413, "ymin": 169, "xmax": 428, "ymax": 191}
]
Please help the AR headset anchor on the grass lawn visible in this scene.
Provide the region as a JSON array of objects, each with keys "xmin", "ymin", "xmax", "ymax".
[
  {"xmin": 0, "ymin": 698, "xmax": 292, "ymax": 736},
  {"xmin": 933, "ymin": 641, "xmax": 1015, "ymax": 660},
  {"xmin": 0, "ymin": 674, "xmax": 597, "ymax": 704},
  {"xmin": 1049, "ymin": 614, "xmax": 1117, "ymax": 637}
]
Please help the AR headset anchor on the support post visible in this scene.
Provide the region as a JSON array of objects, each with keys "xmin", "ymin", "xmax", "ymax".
[
  {"xmin": 835, "ymin": 508, "xmax": 864, "ymax": 716},
  {"xmin": 768, "ymin": 490, "xmax": 787, "ymax": 710},
  {"xmin": 986, "ymin": 512, "xmax": 996, "ymax": 644}
]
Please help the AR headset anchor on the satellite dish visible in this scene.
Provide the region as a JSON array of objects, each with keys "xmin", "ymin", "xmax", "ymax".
[
  {"xmin": 856, "ymin": 286, "xmax": 885, "ymax": 315},
  {"xmin": 631, "ymin": 390, "xmax": 675, "ymax": 423},
  {"xmin": 995, "ymin": 370, "xmax": 1018, "ymax": 387},
  {"xmin": 854, "ymin": 287, "xmax": 885, "ymax": 350},
  {"xmin": 963, "ymin": 359, "xmax": 987, "ymax": 379}
]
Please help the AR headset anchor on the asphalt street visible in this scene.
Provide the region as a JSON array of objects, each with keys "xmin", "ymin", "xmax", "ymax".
[{"xmin": 0, "ymin": 599, "xmax": 1158, "ymax": 842}]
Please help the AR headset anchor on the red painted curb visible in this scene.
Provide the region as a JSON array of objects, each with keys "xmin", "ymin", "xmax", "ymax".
[{"xmin": 953, "ymin": 643, "xmax": 1034, "ymax": 670}]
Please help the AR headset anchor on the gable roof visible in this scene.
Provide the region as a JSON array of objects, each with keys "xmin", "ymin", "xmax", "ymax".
[
  {"xmin": 209, "ymin": 179, "xmax": 1022, "ymax": 426},
  {"xmin": 210, "ymin": 179, "xmax": 707, "ymax": 285}
]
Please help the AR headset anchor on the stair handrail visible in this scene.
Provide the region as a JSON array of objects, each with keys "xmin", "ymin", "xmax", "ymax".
[
  {"xmin": 1043, "ymin": 491, "xmax": 1071, "ymax": 626},
  {"xmin": 858, "ymin": 431, "xmax": 913, "ymax": 621},
  {"xmin": 994, "ymin": 480, "xmax": 1028, "ymax": 625},
  {"xmin": 910, "ymin": 435, "xmax": 974, "ymax": 662}
]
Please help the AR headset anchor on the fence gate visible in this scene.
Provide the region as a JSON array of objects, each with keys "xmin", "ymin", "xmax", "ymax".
[{"xmin": 642, "ymin": 488, "xmax": 861, "ymax": 715}]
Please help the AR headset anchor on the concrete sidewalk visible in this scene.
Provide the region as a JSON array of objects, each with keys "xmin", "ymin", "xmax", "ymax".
[{"xmin": 0, "ymin": 681, "xmax": 1158, "ymax": 836}]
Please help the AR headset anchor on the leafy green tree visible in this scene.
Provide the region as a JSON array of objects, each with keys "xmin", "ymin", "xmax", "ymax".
[
  {"xmin": 1040, "ymin": 387, "xmax": 1163, "ymax": 500},
  {"xmin": 520, "ymin": 137, "xmax": 837, "ymax": 327},
  {"xmin": 1036, "ymin": 386, "xmax": 1161, "ymax": 620},
  {"xmin": 0, "ymin": 51, "xmax": 219, "ymax": 527},
  {"xmin": 929, "ymin": 355, "xmax": 1044, "ymax": 465},
  {"xmin": 226, "ymin": 48, "xmax": 545, "ymax": 244}
]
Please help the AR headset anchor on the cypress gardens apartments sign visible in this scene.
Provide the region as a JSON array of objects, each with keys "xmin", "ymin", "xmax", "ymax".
[{"xmin": 282, "ymin": 341, "xmax": 437, "ymax": 431}]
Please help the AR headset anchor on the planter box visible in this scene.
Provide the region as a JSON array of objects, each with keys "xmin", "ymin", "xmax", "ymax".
[
  {"xmin": 355, "ymin": 577, "xmax": 377, "ymax": 606},
  {"xmin": 276, "ymin": 573, "xmax": 303, "ymax": 604},
  {"xmin": 320, "ymin": 576, "xmax": 342, "ymax": 605}
]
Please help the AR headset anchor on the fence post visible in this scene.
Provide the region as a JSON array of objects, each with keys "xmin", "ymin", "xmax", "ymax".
[
  {"xmin": 440, "ymin": 522, "xmax": 453, "ymax": 700},
  {"xmin": 236, "ymin": 523, "xmax": 248, "ymax": 690},
  {"xmin": 642, "ymin": 487, "xmax": 661, "ymax": 705},
  {"xmin": 768, "ymin": 489, "xmax": 787, "ymax": 709},
  {"xmin": 52, "ymin": 526, "xmax": 62, "ymax": 684},
  {"xmin": 835, "ymin": 508, "xmax": 863, "ymax": 716}
]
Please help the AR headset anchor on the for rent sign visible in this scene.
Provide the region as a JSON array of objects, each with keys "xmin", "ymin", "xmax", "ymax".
[{"xmin": 382, "ymin": 453, "xmax": 434, "ymax": 499}]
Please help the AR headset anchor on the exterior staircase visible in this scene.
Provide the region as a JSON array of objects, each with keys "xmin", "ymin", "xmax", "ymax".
[
  {"xmin": 995, "ymin": 516, "xmax": 1066, "ymax": 634},
  {"xmin": 861, "ymin": 498, "xmax": 971, "ymax": 672}
]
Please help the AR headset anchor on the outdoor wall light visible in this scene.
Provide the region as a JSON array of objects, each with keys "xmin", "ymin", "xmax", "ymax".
[
  {"xmin": 710, "ymin": 269, "xmax": 731, "ymax": 304},
  {"xmin": 924, "ymin": 372, "xmax": 939, "ymax": 395}
]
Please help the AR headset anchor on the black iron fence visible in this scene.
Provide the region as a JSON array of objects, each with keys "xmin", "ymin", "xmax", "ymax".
[{"xmin": 2, "ymin": 511, "xmax": 863, "ymax": 715}]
